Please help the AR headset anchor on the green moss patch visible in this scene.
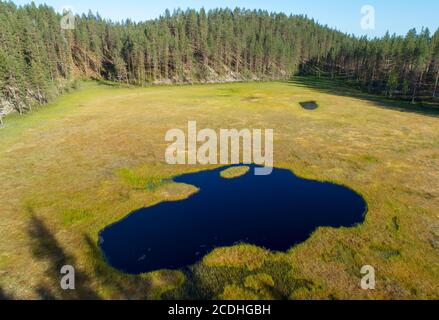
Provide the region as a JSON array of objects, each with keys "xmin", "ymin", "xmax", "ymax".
[
  {"xmin": 220, "ymin": 166, "xmax": 250, "ymax": 179},
  {"xmin": 203, "ymin": 244, "xmax": 272, "ymax": 271}
]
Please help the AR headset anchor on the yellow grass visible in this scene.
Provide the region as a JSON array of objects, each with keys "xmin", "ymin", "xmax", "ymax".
[
  {"xmin": 0, "ymin": 79, "xmax": 438, "ymax": 300},
  {"xmin": 220, "ymin": 166, "xmax": 250, "ymax": 179},
  {"xmin": 203, "ymin": 245, "xmax": 272, "ymax": 271}
]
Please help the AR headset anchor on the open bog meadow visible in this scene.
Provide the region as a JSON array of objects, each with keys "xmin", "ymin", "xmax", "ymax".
[{"xmin": 0, "ymin": 78, "xmax": 438, "ymax": 300}]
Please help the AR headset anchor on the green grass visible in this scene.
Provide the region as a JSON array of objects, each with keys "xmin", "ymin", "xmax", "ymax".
[
  {"xmin": 60, "ymin": 208, "xmax": 93, "ymax": 226},
  {"xmin": 0, "ymin": 79, "xmax": 438, "ymax": 300},
  {"xmin": 116, "ymin": 168, "xmax": 170, "ymax": 191},
  {"xmin": 203, "ymin": 244, "xmax": 273, "ymax": 271}
]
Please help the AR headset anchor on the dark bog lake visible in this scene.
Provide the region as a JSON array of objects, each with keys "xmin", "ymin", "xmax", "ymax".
[
  {"xmin": 300, "ymin": 101, "xmax": 319, "ymax": 110},
  {"xmin": 99, "ymin": 165, "xmax": 367, "ymax": 274}
]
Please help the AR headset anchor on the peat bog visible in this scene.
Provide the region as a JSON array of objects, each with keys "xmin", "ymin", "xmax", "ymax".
[{"xmin": 99, "ymin": 165, "xmax": 367, "ymax": 274}]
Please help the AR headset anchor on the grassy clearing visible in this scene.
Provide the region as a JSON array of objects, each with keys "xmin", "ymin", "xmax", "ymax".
[{"xmin": 0, "ymin": 78, "xmax": 438, "ymax": 300}]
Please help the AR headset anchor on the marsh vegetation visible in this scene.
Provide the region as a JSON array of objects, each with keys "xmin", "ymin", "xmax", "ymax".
[
  {"xmin": 0, "ymin": 79, "xmax": 438, "ymax": 299},
  {"xmin": 220, "ymin": 166, "xmax": 251, "ymax": 179}
]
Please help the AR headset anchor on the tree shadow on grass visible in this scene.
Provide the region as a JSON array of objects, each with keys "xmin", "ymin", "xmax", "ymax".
[
  {"xmin": 289, "ymin": 76, "xmax": 439, "ymax": 118},
  {"xmin": 164, "ymin": 261, "xmax": 299, "ymax": 300},
  {"xmin": 27, "ymin": 215, "xmax": 100, "ymax": 300},
  {"xmin": 163, "ymin": 266, "xmax": 222, "ymax": 300},
  {"xmin": 26, "ymin": 214, "xmax": 182, "ymax": 300},
  {"xmin": 0, "ymin": 286, "xmax": 12, "ymax": 300}
]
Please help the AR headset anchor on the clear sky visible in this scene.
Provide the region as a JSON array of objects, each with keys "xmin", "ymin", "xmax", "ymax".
[{"xmin": 12, "ymin": 0, "xmax": 439, "ymax": 38}]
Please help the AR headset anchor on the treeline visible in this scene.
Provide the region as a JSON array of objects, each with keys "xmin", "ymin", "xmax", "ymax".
[
  {"xmin": 1, "ymin": 2, "xmax": 438, "ymax": 116},
  {"xmin": 303, "ymin": 29, "xmax": 439, "ymax": 103}
]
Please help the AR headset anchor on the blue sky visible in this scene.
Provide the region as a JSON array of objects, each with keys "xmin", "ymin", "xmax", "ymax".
[{"xmin": 12, "ymin": 0, "xmax": 439, "ymax": 37}]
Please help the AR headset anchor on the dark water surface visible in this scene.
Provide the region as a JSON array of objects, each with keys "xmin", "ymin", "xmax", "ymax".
[
  {"xmin": 300, "ymin": 101, "xmax": 319, "ymax": 110},
  {"xmin": 99, "ymin": 165, "xmax": 367, "ymax": 274}
]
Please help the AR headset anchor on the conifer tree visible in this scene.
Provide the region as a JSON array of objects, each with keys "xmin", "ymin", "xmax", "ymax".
[{"xmin": 0, "ymin": 2, "xmax": 438, "ymax": 116}]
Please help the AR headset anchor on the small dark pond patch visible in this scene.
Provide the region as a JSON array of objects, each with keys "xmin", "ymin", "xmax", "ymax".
[
  {"xmin": 300, "ymin": 101, "xmax": 319, "ymax": 110},
  {"xmin": 99, "ymin": 165, "xmax": 367, "ymax": 274}
]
